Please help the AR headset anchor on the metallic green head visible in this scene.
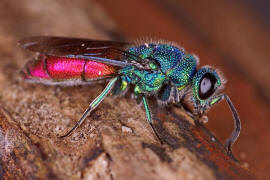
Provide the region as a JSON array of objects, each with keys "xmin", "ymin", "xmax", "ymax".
[{"xmin": 192, "ymin": 66, "xmax": 225, "ymax": 115}]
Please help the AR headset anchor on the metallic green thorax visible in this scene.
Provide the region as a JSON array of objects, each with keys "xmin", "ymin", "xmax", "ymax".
[
  {"xmin": 117, "ymin": 43, "xmax": 198, "ymax": 102},
  {"xmin": 119, "ymin": 66, "xmax": 167, "ymax": 94},
  {"xmin": 114, "ymin": 43, "xmax": 225, "ymax": 115}
]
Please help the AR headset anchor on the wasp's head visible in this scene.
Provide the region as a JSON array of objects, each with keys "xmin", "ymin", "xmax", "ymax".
[{"xmin": 192, "ymin": 66, "xmax": 226, "ymax": 115}]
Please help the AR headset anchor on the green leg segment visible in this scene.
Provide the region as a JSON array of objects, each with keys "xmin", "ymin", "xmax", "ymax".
[
  {"xmin": 142, "ymin": 96, "xmax": 152, "ymax": 123},
  {"xmin": 60, "ymin": 77, "xmax": 118, "ymax": 138},
  {"xmin": 142, "ymin": 96, "xmax": 162, "ymax": 143}
]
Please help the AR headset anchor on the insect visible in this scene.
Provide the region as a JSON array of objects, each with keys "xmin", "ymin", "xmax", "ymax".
[{"xmin": 19, "ymin": 36, "xmax": 241, "ymax": 155}]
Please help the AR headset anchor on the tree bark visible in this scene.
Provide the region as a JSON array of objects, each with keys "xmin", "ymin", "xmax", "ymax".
[{"xmin": 0, "ymin": 0, "xmax": 255, "ymax": 179}]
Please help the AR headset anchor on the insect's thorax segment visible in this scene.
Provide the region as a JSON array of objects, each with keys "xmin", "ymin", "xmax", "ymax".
[
  {"xmin": 120, "ymin": 66, "xmax": 167, "ymax": 94},
  {"xmin": 119, "ymin": 43, "xmax": 198, "ymax": 94}
]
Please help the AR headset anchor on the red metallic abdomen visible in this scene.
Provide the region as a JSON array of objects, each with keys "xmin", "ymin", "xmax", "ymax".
[{"xmin": 21, "ymin": 55, "xmax": 117, "ymax": 84}]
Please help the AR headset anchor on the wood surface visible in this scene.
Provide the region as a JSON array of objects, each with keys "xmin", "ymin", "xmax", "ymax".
[{"xmin": 0, "ymin": 0, "xmax": 257, "ymax": 179}]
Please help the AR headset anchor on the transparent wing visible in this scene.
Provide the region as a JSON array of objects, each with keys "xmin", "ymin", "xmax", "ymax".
[{"xmin": 19, "ymin": 36, "xmax": 140, "ymax": 67}]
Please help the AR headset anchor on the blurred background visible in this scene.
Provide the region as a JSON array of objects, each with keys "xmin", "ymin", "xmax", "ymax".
[{"xmin": 0, "ymin": 0, "xmax": 269, "ymax": 179}]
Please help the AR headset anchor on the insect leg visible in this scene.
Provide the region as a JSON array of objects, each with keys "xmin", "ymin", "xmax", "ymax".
[
  {"xmin": 59, "ymin": 77, "xmax": 118, "ymax": 138},
  {"xmin": 208, "ymin": 94, "xmax": 241, "ymax": 155},
  {"xmin": 223, "ymin": 94, "xmax": 241, "ymax": 156},
  {"xmin": 142, "ymin": 96, "xmax": 162, "ymax": 144}
]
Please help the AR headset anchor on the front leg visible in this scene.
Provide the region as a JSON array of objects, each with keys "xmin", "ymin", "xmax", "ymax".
[{"xmin": 193, "ymin": 94, "xmax": 241, "ymax": 158}]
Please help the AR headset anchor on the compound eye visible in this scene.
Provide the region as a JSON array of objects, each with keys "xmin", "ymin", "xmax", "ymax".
[{"xmin": 199, "ymin": 73, "xmax": 217, "ymax": 100}]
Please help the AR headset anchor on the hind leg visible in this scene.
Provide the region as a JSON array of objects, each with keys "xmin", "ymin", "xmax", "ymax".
[{"xmin": 59, "ymin": 77, "xmax": 118, "ymax": 137}]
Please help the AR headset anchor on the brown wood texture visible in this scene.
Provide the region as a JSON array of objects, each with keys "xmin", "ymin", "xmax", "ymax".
[{"xmin": 0, "ymin": 0, "xmax": 257, "ymax": 180}]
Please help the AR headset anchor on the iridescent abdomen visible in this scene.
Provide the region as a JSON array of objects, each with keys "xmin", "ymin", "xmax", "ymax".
[{"xmin": 21, "ymin": 55, "xmax": 117, "ymax": 85}]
